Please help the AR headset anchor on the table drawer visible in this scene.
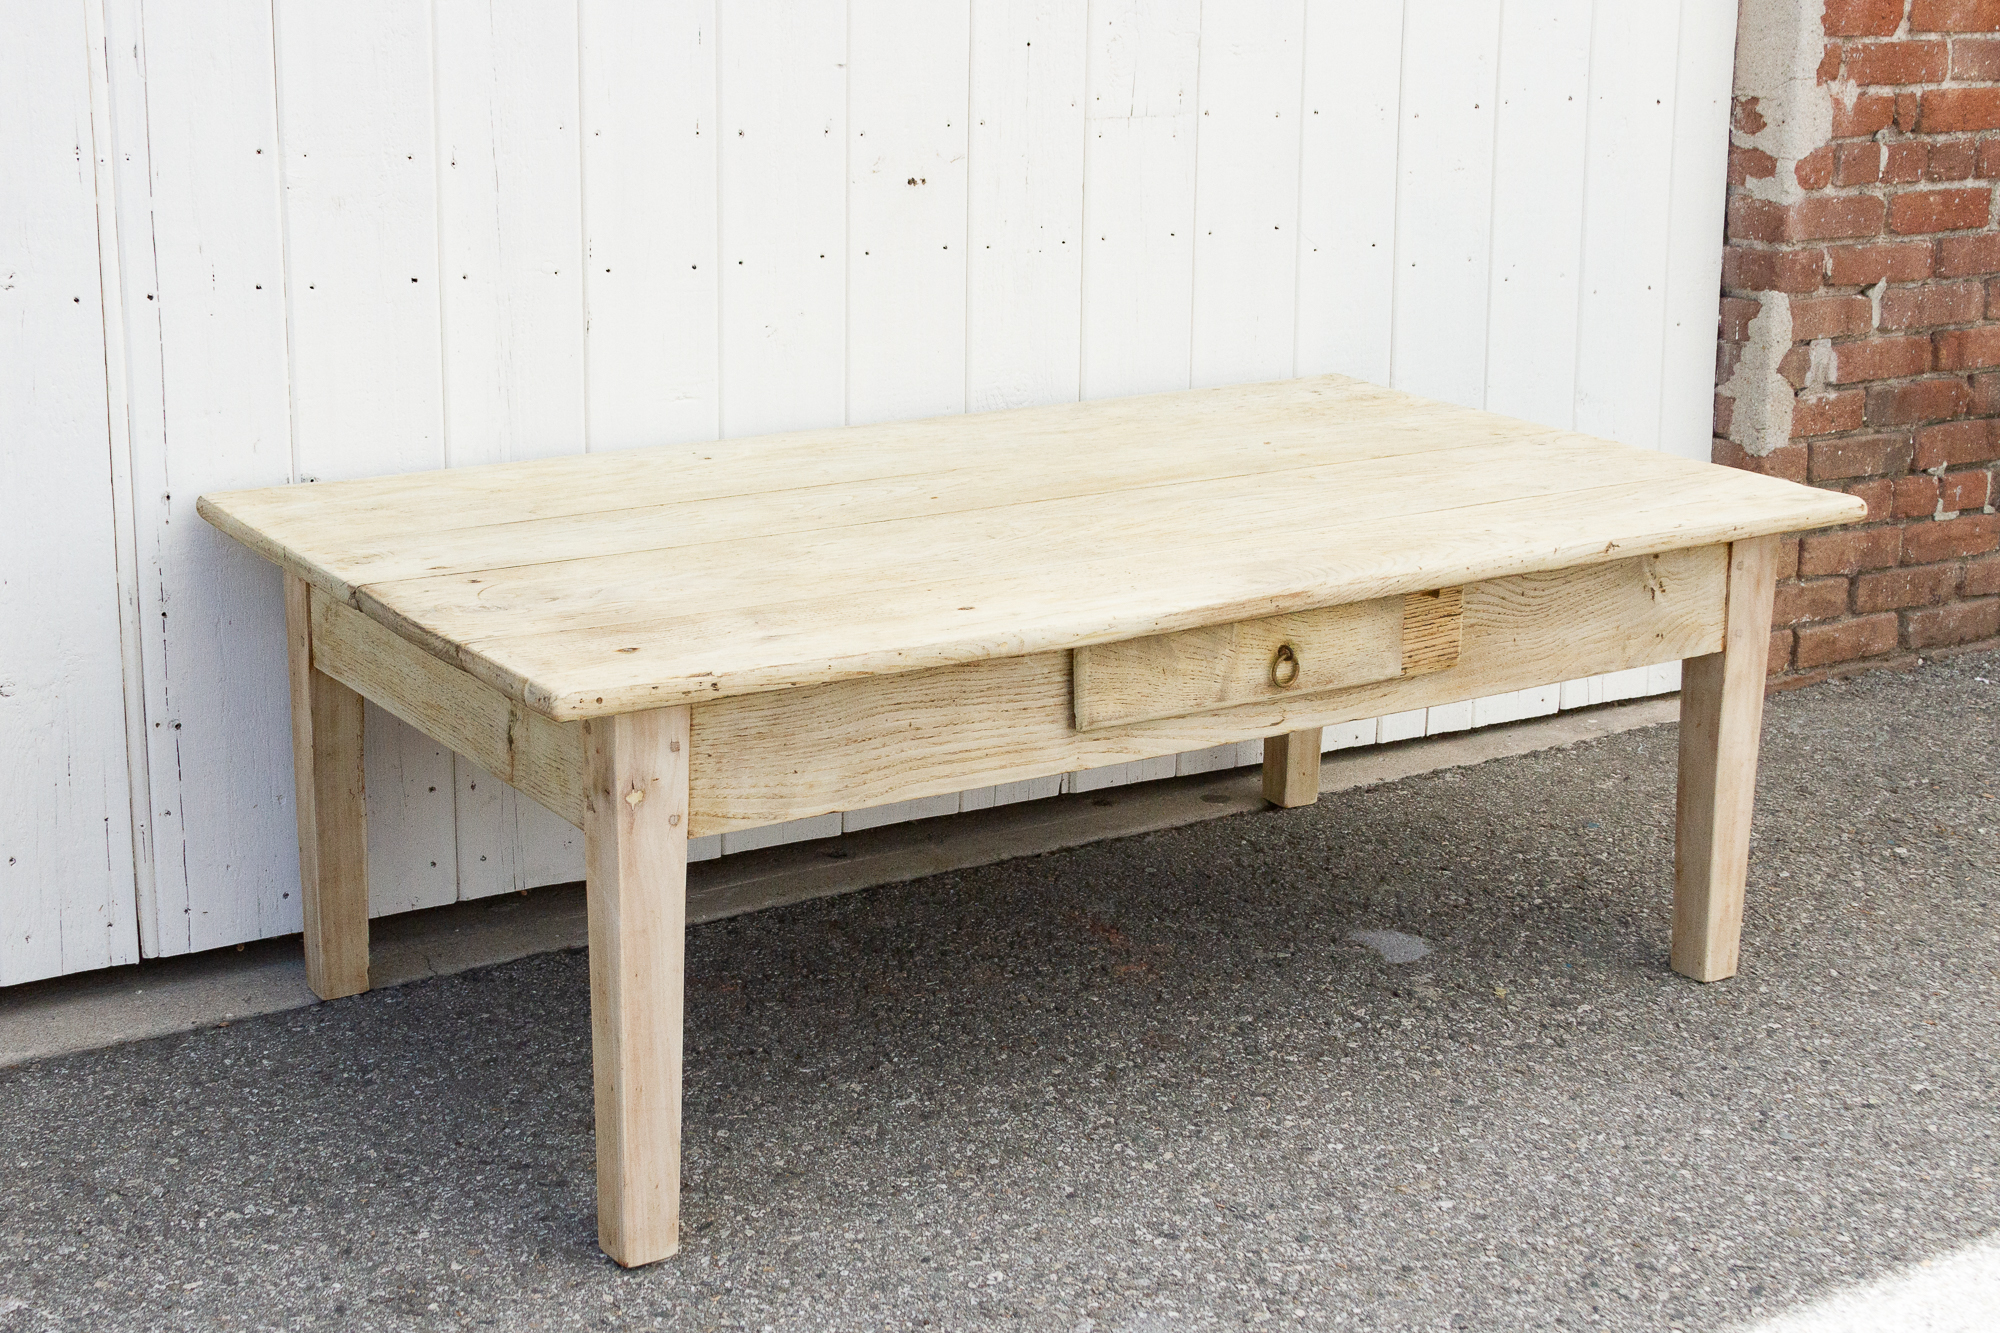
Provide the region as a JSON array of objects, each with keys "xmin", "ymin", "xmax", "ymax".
[{"xmin": 1071, "ymin": 589, "xmax": 1463, "ymax": 732}]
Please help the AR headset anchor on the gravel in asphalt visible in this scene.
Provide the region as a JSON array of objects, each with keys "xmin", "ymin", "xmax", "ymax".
[{"xmin": 1, "ymin": 651, "xmax": 1995, "ymax": 1332}]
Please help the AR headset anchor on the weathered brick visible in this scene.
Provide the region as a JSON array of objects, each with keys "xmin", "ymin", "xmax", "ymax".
[
  {"xmin": 1832, "ymin": 335, "xmax": 1933, "ymax": 382},
  {"xmin": 1777, "ymin": 537, "xmax": 1802, "ymax": 582},
  {"xmin": 1985, "ymin": 276, "xmax": 2000, "ymax": 315},
  {"xmin": 1800, "ymin": 526, "xmax": 1905, "ymax": 575},
  {"xmin": 1971, "ymin": 369, "xmax": 2000, "ymax": 411},
  {"xmin": 1783, "ymin": 196, "xmax": 1888, "ymax": 241},
  {"xmin": 1928, "ymin": 138, "xmax": 1978, "ymax": 180},
  {"xmin": 1718, "ymin": 340, "xmax": 1745, "ymax": 385},
  {"xmin": 1936, "ymin": 231, "xmax": 2000, "ymax": 274},
  {"xmin": 1951, "ymin": 36, "xmax": 2000, "ymax": 76},
  {"xmin": 1769, "ymin": 627, "xmax": 1796, "ymax": 673},
  {"xmin": 1981, "ymin": 136, "xmax": 2000, "ymax": 178},
  {"xmin": 1855, "ymin": 563, "xmax": 1962, "ymax": 610},
  {"xmin": 1810, "ymin": 432, "xmax": 1915, "ymax": 480},
  {"xmin": 1720, "ymin": 296, "xmax": 1761, "ymax": 341},
  {"xmin": 1965, "ymin": 552, "xmax": 2000, "ymax": 593},
  {"xmin": 1912, "ymin": 0, "xmax": 2000, "ymax": 32},
  {"xmin": 1776, "ymin": 577, "xmax": 1854, "ymax": 624},
  {"xmin": 1921, "ymin": 88, "xmax": 2000, "ymax": 133},
  {"xmin": 1914, "ymin": 417, "xmax": 2000, "ymax": 466},
  {"xmin": 1830, "ymin": 0, "xmax": 1907, "ymax": 35},
  {"xmin": 1904, "ymin": 598, "xmax": 2000, "ymax": 646},
  {"xmin": 1888, "ymin": 187, "xmax": 1992, "ymax": 232},
  {"xmin": 1933, "ymin": 324, "xmax": 2000, "ymax": 367},
  {"xmin": 1714, "ymin": 437, "xmax": 1809, "ymax": 482},
  {"xmin": 1793, "ymin": 391, "xmax": 1870, "ymax": 437},
  {"xmin": 1791, "ymin": 294, "xmax": 1875, "ymax": 339},
  {"xmin": 1943, "ymin": 466, "xmax": 1994, "ymax": 509},
  {"xmin": 1835, "ymin": 93, "xmax": 1899, "ymax": 138},
  {"xmin": 1794, "ymin": 613, "xmax": 1901, "ymax": 666},
  {"xmin": 1847, "ymin": 39, "xmax": 1950, "ymax": 83},
  {"xmin": 1796, "ymin": 144, "xmax": 1838, "ymax": 191},
  {"xmin": 1822, "ymin": 41, "xmax": 1847, "ymax": 84},
  {"xmin": 1728, "ymin": 197, "xmax": 1786, "ymax": 243},
  {"xmin": 1903, "ymin": 511, "xmax": 2000, "ymax": 560},
  {"xmin": 1878, "ymin": 280, "xmax": 1986, "ymax": 328},
  {"xmin": 1826, "ymin": 240, "xmax": 1933, "ymax": 284},
  {"xmin": 1730, "ymin": 143, "xmax": 1779, "ymax": 186},
  {"xmin": 1887, "ymin": 141, "xmax": 1931, "ymax": 183},
  {"xmin": 1780, "ymin": 344, "xmax": 1816, "ymax": 388},
  {"xmin": 1896, "ymin": 474, "xmax": 1943, "ymax": 516},
  {"xmin": 1836, "ymin": 142, "xmax": 1885, "ymax": 186},
  {"xmin": 1901, "ymin": 91, "xmax": 1925, "ymax": 133},
  {"xmin": 1849, "ymin": 477, "xmax": 1897, "ymax": 520},
  {"xmin": 1866, "ymin": 375, "xmax": 1973, "ymax": 423},
  {"xmin": 1724, "ymin": 245, "xmax": 1826, "ymax": 293}
]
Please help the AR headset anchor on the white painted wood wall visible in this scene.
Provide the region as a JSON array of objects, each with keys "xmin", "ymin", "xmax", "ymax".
[{"xmin": 1, "ymin": 0, "xmax": 1737, "ymax": 986}]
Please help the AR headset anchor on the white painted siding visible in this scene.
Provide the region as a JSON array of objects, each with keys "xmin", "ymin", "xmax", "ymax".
[{"xmin": 1, "ymin": 0, "xmax": 1738, "ymax": 983}]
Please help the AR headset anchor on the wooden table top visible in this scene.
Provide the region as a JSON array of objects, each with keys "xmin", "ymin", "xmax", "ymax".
[{"xmin": 199, "ymin": 376, "xmax": 1864, "ymax": 721}]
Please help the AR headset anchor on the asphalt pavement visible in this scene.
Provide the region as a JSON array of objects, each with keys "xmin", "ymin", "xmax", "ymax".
[{"xmin": 1, "ymin": 650, "xmax": 1994, "ymax": 1332}]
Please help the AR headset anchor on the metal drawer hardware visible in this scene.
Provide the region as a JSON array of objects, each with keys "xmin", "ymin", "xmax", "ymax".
[{"xmin": 1270, "ymin": 642, "xmax": 1301, "ymax": 688}]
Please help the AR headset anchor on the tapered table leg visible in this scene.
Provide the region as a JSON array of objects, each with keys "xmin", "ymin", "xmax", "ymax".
[
  {"xmin": 285, "ymin": 574, "xmax": 369, "ymax": 1001},
  {"xmin": 1672, "ymin": 536, "xmax": 1779, "ymax": 982},
  {"xmin": 583, "ymin": 706, "xmax": 691, "ymax": 1267}
]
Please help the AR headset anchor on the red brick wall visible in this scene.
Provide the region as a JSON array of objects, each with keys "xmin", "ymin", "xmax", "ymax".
[{"xmin": 1718, "ymin": 0, "xmax": 2000, "ymax": 682}]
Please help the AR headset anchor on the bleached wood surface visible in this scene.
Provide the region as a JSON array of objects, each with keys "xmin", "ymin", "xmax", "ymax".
[
  {"xmin": 201, "ymin": 378, "xmax": 1856, "ymax": 723},
  {"xmin": 7, "ymin": 0, "xmax": 1743, "ymax": 981}
]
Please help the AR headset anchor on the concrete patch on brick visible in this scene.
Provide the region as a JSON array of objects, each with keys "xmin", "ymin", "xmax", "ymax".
[
  {"xmin": 1734, "ymin": 0, "xmax": 1836, "ymax": 205},
  {"xmin": 1722, "ymin": 291, "xmax": 1800, "ymax": 455}
]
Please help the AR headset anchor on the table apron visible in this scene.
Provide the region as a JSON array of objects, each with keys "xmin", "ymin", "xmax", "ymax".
[
  {"xmin": 309, "ymin": 545, "xmax": 1727, "ymax": 840},
  {"xmin": 689, "ymin": 545, "xmax": 1728, "ymax": 834}
]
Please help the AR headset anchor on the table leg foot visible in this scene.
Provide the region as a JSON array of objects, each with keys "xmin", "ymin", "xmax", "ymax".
[
  {"xmin": 583, "ymin": 706, "xmax": 690, "ymax": 1267},
  {"xmin": 1262, "ymin": 728, "xmax": 1323, "ymax": 808},
  {"xmin": 285, "ymin": 574, "xmax": 369, "ymax": 1001},
  {"xmin": 1672, "ymin": 536, "xmax": 1778, "ymax": 983}
]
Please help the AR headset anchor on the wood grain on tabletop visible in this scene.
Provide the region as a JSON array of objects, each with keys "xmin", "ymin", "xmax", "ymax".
[{"xmin": 199, "ymin": 376, "xmax": 1865, "ymax": 721}]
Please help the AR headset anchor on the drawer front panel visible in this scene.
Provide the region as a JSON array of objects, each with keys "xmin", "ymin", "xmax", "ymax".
[{"xmin": 1072, "ymin": 590, "xmax": 1462, "ymax": 732}]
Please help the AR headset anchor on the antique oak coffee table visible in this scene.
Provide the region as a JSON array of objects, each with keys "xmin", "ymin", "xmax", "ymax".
[{"xmin": 200, "ymin": 375, "xmax": 1864, "ymax": 1265}]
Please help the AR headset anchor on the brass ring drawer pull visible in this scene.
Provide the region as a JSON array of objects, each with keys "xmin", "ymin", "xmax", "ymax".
[{"xmin": 1270, "ymin": 642, "xmax": 1301, "ymax": 688}]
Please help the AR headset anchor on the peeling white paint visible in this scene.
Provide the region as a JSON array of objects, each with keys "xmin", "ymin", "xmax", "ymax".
[
  {"xmin": 1733, "ymin": 0, "xmax": 1833, "ymax": 205},
  {"xmin": 1722, "ymin": 291, "xmax": 1798, "ymax": 456}
]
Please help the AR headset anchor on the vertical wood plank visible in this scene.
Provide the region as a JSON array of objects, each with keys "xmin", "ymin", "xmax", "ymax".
[
  {"xmin": 717, "ymin": 0, "xmax": 846, "ymax": 438},
  {"xmin": 1295, "ymin": 0, "xmax": 1404, "ymax": 383},
  {"xmin": 105, "ymin": 0, "xmax": 298, "ymax": 959},
  {"xmin": 0, "ymin": 0, "xmax": 143, "ymax": 983},
  {"xmin": 436, "ymin": 0, "xmax": 591, "ymax": 901},
  {"xmin": 1189, "ymin": 0, "xmax": 1305, "ymax": 388},
  {"xmin": 1673, "ymin": 536, "xmax": 1779, "ymax": 984},
  {"xmin": 1572, "ymin": 0, "xmax": 1679, "ymax": 451},
  {"xmin": 966, "ymin": 0, "xmax": 1087, "ymax": 413},
  {"xmin": 1079, "ymin": 0, "xmax": 1200, "ymax": 399},
  {"xmin": 1657, "ymin": 0, "xmax": 1737, "ymax": 463},
  {"xmin": 1482, "ymin": 0, "xmax": 1591, "ymax": 427},
  {"xmin": 583, "ymin": 706, "xmax": 690, "ymax": 1267},
  {"xmin": 1388, "ymin": 0, "xmax": 1501, "ymax": 408},
  {"xmin": 580, "ymin": 0, "xmax": 720, "ymax": 452},
  {"xmin": 437, "ymin": 0, "xmax": 587, "ymax": 468},
  {"xmin": 285, "ymin": 574, "xmax": 369, "ymax": 1000},
  {"xmin": 1262, "ymin": 729, "xmax": 1323, "ymax": 807},
  {"xmin": 848, "ymin": 0, "xmax": 970, "ymax": 425},
  {"xmin": 275, "ymin": 0, "xmax": 459, "ymax": 919}
]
